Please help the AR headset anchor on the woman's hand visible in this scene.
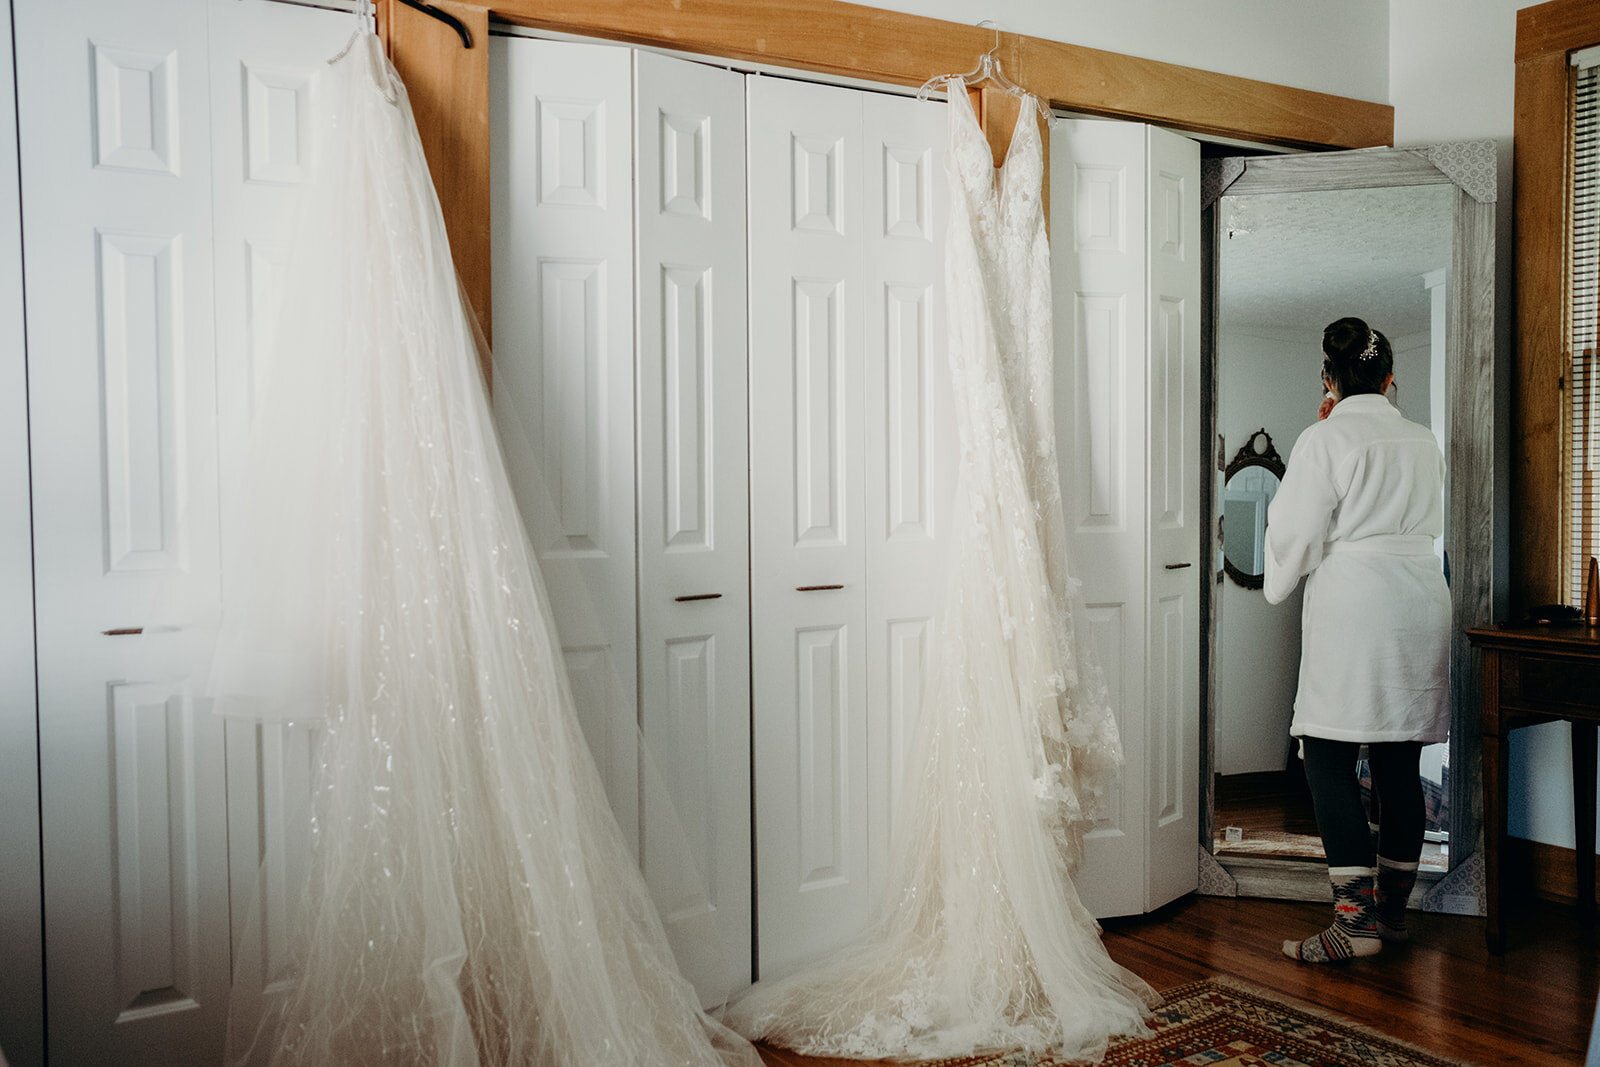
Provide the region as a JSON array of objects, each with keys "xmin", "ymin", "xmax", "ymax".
[{"xmin": 1317, "ymin": 394, "xmax": 1336, "ymax": 421}]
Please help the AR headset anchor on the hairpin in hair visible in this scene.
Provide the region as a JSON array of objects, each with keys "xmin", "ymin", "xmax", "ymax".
[{"xmin": 1358, "ymin": 329, "xmax": 1381, "ymax": 361}]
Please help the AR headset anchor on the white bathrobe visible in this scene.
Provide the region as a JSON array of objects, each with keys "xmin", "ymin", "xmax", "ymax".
[{"xmin": 1263, "ymin": 393, "xmax": 1450, "ymax": 743}]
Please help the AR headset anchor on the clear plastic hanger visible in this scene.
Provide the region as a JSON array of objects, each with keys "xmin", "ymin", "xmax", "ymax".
[
  {"xmin": 329, "ymin": 0, "xmax": 400, "ymax": 105},
  {"xmin": 918, "ymin": 19, "xmax": 1052, "ymax": 123},
  {"xmin": 329, "ymin": 0, "xmax": 377, "ymax": 63}
]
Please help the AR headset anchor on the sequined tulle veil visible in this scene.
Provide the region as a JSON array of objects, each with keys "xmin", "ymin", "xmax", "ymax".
[
  {"xmin": 720, "ymin": 84, "xmax": 1157, "ymax": 1062},
  {"xmin": 214, "ymin": 24, "xmax": 759, "ymax": 1067}
]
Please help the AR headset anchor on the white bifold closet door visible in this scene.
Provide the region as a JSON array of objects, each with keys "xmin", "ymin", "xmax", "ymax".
[
  {"xmin": 491, "ymin": 36, "xmax": 643, "ymax": 848},
  {"xmin": 490, "ymin": 36, "xmax": 753, "ymax": 997},
  {"xmin": 1050, "ymin": 118, "xmax": 1202, "ymax": 918},
  {"xmin": 634, "ymin": 47, "xmax": 753, "ymax": 998},
  {"xmin": 210, "ymin": 3, "xmax": 349, "ymax": 1043},
  {"xmin": 746, "ymin": 76, "xmax": 954, "ymax": 978},
  {"xmin": 15, "ymin": 0, "xmax": 346, "ymax": 1062}
]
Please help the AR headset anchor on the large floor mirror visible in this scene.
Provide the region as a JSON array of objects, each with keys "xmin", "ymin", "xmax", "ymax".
[{"xmin": 1201, "ymin": 143, "xmax": 1496, "ymax": 903}]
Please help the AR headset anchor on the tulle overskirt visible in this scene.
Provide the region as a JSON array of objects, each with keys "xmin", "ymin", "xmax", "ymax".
[{"xmin": 217, "ymin": 33, "xmax": 759, "ymax": 1067}]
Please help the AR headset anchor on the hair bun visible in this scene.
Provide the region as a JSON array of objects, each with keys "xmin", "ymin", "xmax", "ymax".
[
  {"xmin": 1320, "ymin": 316, "xmax": 1393, "ymax": 398},
  {"xmin": 1322, "ymin": 316, "xmax": 1372, "ymax": 364}
]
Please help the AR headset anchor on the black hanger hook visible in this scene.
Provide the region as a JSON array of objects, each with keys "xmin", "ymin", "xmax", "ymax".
[{"xmin": 395, "ymin": 0, "xmax": 472, "ymax": 48}]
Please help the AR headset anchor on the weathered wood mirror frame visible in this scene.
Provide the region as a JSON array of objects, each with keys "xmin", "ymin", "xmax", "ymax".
[{"xmin": 1201, "ymin": 144, "xmax": 1496, "ymax": 902}]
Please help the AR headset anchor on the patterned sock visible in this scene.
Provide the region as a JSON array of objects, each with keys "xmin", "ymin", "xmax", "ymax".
[
  {"xmin": 1282, "ymin": 866, "xmax": 1381, "ymax": 963},
  {"xmin": 1374, "ymin": 855, "xmax": 1419, "ymax": 942}
]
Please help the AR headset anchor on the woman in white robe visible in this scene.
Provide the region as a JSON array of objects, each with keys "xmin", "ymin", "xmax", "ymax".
[{"xmin": 1263, "ymin": 316, "xmax": 1449, "ymax": 964}]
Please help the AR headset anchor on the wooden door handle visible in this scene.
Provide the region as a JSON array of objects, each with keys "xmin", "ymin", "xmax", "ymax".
[
  {"xmin": 101, "ymin": 627, "xmax": 144, "ymax": 636},
  {"xmin": 796, "ymin": 584, "xmax": 845, "ymax": 592},
  {"xmin": 674, "ymin": 593, "xmax": 723, "ymax": 602},
  {"xmin": 1164, "ymin": 562, "xmax": 1192, "ymax": 570}
]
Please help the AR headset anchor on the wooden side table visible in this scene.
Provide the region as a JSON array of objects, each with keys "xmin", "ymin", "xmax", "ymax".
[{"xmin": 1466, "ymin": 623, "xmax": 1600, "ymax": 953}]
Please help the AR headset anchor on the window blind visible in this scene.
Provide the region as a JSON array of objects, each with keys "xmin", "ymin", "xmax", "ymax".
[{"xmin": 1569, "ymin": 60, "xmax": 1600, "ymax": 604}]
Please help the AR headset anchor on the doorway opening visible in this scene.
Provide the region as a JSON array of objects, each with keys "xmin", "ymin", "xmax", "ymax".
[{"xmin": 1204, "ymin": 149, "xmax": 1468, "ymax": 882}]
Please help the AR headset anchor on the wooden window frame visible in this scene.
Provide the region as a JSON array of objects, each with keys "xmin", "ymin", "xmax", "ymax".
[
  {"xmin": 377, "ymin": 0, "xmax": 1394, "ymax": 371},
  {"xmin": 1514, "ymin": 0, "xmax": 1600, "ymax": 611}
]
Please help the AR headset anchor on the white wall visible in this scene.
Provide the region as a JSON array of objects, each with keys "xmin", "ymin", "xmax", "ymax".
[
  {"xmin": 1390, "ymin": 330, "xmax": 1433, "ymax": 431},
  {"xmin": 1214, "ymin": 577, "xmax": 1300, "ymax": 776},
  {"xmin": 1214, "ymin": 327, "xmax": 1320, "ymax": 775},
  {"xmin": 1390, "ymin": 0, "xmax": 1598, "ymax": 856},
  {"xmin": 875, "ymin": 0, "xmax": 1389, "ymax": 104}
]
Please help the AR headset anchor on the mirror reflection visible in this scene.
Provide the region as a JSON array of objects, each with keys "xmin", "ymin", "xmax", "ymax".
[
  {"xmin": 1212, "ymin": 180, "xmax": 1455, "ymax": 869},
  {"xmin": 1220, "ymin": 429, "xmax": 1284, "ymax": 589}
]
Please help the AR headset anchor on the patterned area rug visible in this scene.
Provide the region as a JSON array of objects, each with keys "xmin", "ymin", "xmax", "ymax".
[{"xmin": 926, "ymin": 975, "xmax": 1475, "ymax": 1067}]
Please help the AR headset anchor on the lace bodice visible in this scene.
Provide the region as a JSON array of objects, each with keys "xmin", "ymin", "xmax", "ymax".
[{"xmin": 940, "ymin": 84, "xmax": 1122, "ymax": 834}]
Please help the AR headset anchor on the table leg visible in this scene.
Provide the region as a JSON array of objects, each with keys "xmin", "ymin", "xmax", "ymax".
[
  {"xmin": 1483, "ymin": 725, "xmax": 1508, "ymax": 953},
  {"xmin": 1481, "ymin": 648, "xmax": 1506, "ymax": 954},
  {"xmin": 1574, "ymin": 719, "xmax": 1597, "ymax": 927}
]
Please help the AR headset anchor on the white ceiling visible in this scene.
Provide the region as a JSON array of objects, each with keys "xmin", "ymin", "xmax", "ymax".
[{"xmin": 1217, "ymin": 182, "xmax": 1455, "ymax": 340}]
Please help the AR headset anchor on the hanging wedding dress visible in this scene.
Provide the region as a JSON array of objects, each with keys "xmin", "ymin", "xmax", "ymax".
[
  {"xmin": 721, "ymin": 85, "xmax": 1157, "ymax": 1061},
  {"xmin": 213, "ymin": 20, "xmax": 760, "ymax": 1067}
]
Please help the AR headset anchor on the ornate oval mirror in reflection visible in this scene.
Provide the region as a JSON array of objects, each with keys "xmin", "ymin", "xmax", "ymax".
[{"xmin": 1220, "ymin": 428, "xmax": 1285, "ymax": 590}]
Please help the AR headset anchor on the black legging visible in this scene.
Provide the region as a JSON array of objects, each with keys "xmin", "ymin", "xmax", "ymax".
[{"xmin": 1300, "ymin": 737, "xmax": 1425, "ymax": 868}]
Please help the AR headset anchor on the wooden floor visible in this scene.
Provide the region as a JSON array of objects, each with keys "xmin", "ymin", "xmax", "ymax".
[
  {"xmin": 1212, "ymin": 770, "xmax": 1448, "ymax": 869},
  {"xmin": 1214, "ymin": 769, "xmax": 1321, "ymax": 838},
  {"xmin": 754, "ymin": 894, "xmax": 1599, "ymax": 1066}
]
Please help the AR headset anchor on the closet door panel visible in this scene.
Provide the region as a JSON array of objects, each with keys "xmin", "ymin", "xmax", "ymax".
[
  {"xmin": 748, "ymin": 76, "xmax": 869, "ymax": 976},
  {"xmin": 205, "ymin": 0, "xmax": 348, "ymax": 1019},
  {"xmin": 634, "ymin": 49, "xmax": 752, "ymax": 995},
  {"xmin": 861, "ymin": 93, "xmax": 953, "ymax": 872},
  {"xmin": 1143, "ymin": 125, "xmax": 1201, "ymax": 910},
  {"xmin": 1050, "ymin": 119, "xmax": 1149, "ymax": 919},
  {"xmin": 17, "ymin": 0, "xmax": 230, "ymax": 1060},
  {"xmin": 490, "ymin": 36, "xmax": 640, "ymax": 844}
]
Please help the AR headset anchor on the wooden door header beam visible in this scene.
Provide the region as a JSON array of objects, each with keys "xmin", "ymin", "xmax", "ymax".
[
  {"xmin": 486, "ymin": 0, "xmax": 1392, "ymax": 150},
  {"xmin": 1517, "ymin": 0, "xmax": 1600, "ymax": 61},
  {"xmin": 381, "ymin": 0, "xmax": 1392, "ymax": 383}
]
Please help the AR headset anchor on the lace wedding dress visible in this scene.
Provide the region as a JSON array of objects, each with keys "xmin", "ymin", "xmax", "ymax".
[
  {"xmin": 720, "ymin": 85, "xmax": 1157, "ymax": 1061},
  {"xmin": 214, "ymin": 22, "xmax": 760, "ymax": 1067}
]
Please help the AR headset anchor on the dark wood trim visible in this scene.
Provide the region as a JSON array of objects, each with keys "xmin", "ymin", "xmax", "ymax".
[
  {"xmin": 1513, "ymin": 41, "xmax": 1577, "ymax": 613},
  {"xmin": 1517, "ymin": 0, "xmax": 1600, "ymax": 61},
  {"xmin": 1513, "ymin": 0, "xmax": 1600, "ymax": 614}
]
